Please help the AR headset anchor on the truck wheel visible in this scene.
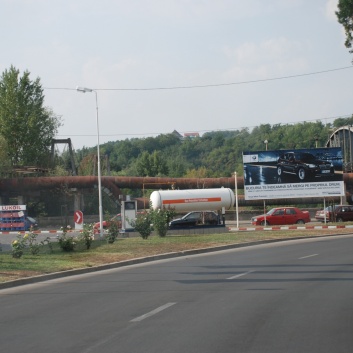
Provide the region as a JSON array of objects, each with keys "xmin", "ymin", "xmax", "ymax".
[
  {"xmin": 277, "ymin": 166, "xmax": 282, "ymax": 176},
  {"xmin": 336, "ymin": 217, "xmax": 343, "ymax": 222}
]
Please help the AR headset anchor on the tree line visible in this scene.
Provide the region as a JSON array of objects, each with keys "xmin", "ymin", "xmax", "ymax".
[{"xmin": 68, "ymin": 118, "xmax": 352, "ymax": 180}]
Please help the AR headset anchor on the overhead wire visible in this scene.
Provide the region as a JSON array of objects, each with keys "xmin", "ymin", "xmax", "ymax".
[
  {"xmin": 46, "ymin": 65, "xmax": 353, "ymax": 140},
  {"xmin": 44, "ymin": 65, "xmax": 353, "ymax": 92}
]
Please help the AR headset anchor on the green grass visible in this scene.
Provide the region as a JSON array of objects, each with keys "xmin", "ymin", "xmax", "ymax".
[{"xmin": 0, "ymin": 227, "xmax": 352, "ymax": 283}]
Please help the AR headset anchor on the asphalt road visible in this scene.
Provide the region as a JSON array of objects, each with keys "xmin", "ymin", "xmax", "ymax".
[{"xmin": 0, "ymin": 234, "xmax": 353, "ymax": 353}]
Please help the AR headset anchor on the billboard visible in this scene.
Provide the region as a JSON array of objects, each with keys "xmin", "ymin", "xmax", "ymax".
[{"xmin": 243, "ymin": 147, "xmax": 344, "ymax": 200}]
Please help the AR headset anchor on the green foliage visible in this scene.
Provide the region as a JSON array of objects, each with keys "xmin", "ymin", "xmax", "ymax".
[
  {"xmin": 27, "ymin": 201, "xmax": 47, "ymax": 217},
  {"xmin": 79, "ymin": 223, "xmax": 94, "ymax": 249},
  {"xmin": 136, "ymin": 150, "xmax": 168, "ymax": 176},
  {"xmin": 11, "ymin": 235, "xmax": 25, "ymax": 258},
  {"xmin": 11, "ymin": 230, "xmax": 52, "ymax": 258},
  {"xmin": 74, "ymin": 120, "xmax": 349, "ymax": 179},
  {"xmin": 0, "ymin": 66, "xmax": 61, "ymax": 166},
  {"xmin": 0, "ymin": 135, "xmax": 11, "ymax": 175},
  {"xmin": 151, "ymin": 207, "xmax": 176, "ymax": 237},
  {"xmin": 106, "ymin": 218, "xmax": 119, "ymax": 244},
  {"xmin": 24, "ymin": 231, "xmax": 40, "ymax": 255},
  {"xmin": 130, "ymin": 211, "xmax": 153, "ymax": 239},
  {"xmin": 336, "ymin": 0, "xmax": 353, "ymax": 55},
  {"xmin": 58, "ymin": 226, "xmax": 76, "ymax": 252}
]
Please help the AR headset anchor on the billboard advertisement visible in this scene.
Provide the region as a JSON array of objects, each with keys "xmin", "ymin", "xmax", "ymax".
[{"xmin": 243, "ymin": 147, "xmax": 344, "ymax": 200}]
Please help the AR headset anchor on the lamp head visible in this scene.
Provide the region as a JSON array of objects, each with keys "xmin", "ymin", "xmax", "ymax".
[{"xmin": 76, "ymin": 86, "xmax": 93, "ymax": 93}]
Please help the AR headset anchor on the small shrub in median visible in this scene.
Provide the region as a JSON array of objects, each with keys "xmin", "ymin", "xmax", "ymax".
[
  {"xmin": 11, "ymin": 234, "xmax": 26, "ymax": 258},
  {"xmin": 24, "ymin": 230, "xmax": 40, "ymax": 255},
  {"xmin": 11, "ymin": 230, "xmax": 52, "ymax": 258},
  {"xmin": 130, "ymin": 211, "xmax": 153, "ymax": 239},
  {"xmin": 106, "ymin": 219, "xmax": 119, "ymax": 244},
  {"xmin": 151, "ymin": 207, "xmax": 176, "ymax": 237},
  {"xmin": 79, "ymin": 223, "xmax": 94, "ymax": 249},
  {"xmin": 58, "ymin": 225, "xmax": 76, "ymax": 252}
]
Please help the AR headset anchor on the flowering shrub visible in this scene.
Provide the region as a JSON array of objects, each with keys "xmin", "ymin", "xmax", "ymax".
[
  {"xmin": 11, "ymin": 235, "xmax": 25, "ymax": 258},
  {"xmin": 106, "ymin": 219, "xmax": 119, "ymax": 244},
  {"xmin": 24, "ymin": 231, "xmax": 40, "ymax": 255},
  {"xmin": 10, "ymin": 230, "xmax": 52, "ymax": 258},
  {"xmin": 130, "ymin": 212, "xmax": 153, "ymax": 239},
  {"xmin": 151, "ymin": 207, "xmax": 176, "ymax": 237},
  {"xmin": 79, "ymin": 223, "xmax": 94, "ymax": 250},
  {"xmin": 58, "ymin": 225, "xmax": 76, "ymax": 252}
]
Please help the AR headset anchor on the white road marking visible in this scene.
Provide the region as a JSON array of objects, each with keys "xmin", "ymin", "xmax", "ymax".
[
  {"xmin": 227, "ymin": 270, "xmax": 254, "ymax": 280},
  {"xmin": 130, "ymin": 302, "xmax": 176, "ymax": 322},
  {"xmin": 299, "ymin": 254, "xmax": 318, "ymax": 259}
]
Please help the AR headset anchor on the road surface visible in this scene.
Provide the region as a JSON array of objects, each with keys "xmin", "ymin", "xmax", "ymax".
[{"xmin": 0, "ymin": 234, "xmax": 352, "ymax": 352}]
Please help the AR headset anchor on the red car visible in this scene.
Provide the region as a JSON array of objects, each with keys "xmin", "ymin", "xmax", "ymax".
[
  {"xmin": 93, "ymin": 214, "xmax": 122, "ymax": 234},
  {"xmin": 251, "ymin": 207, "xmax": 311, "ymax": 226},
  {"xmin": 93, "ymin": 211, "xmax": 145, "ymax": 233},
  {"xmin": 315, "ymin": 205, "xmax": 353, "ymax": 222}
]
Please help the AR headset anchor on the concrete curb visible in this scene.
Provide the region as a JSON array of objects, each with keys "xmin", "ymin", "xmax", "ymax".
[
  {"xmin": 0, "ymin": 232, "xmax": 349, "ymax": 290},
  {"xmin": 2, "ymin": 223, "xmax": 350, "ymax": 234},
  {"xmin": 0, "ymin": 230, "xmax": 70, "ymax": 235},
  {"xmin": 229, "ymin": 224, "xmax": 353, "ymax": 231}
]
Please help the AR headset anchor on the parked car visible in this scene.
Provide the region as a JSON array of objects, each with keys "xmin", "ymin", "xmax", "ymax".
[
  {"xmin": 315, "ymin": 205, "xmax": 353, "ymax": 222},
  {"xmin": 93, "ymin": 213, "xmax": 122, "ymax": 234},
  {"xmin": 251, "ymin": 207, "xmax": 311, "ymax": 226},
  {"xmin": 25, "ymin": 216, "xmax": 38, "ymax": 231},
  {"xmin": 277, "ymin": 151, "xmax": 335, "ymax": 181},
  {"xmin": 93, "ymin": 211, "xmax": 146, "ymax": 233},
  {"xmin": 315, "ymin": 206, "xmax": 335, "ymax": 222},
  {"xmin": 169, "ymin": 211, "xmax": 220, "ymax": 228}
]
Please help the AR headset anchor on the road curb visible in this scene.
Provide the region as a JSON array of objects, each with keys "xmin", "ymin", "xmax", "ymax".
[{"xmin": 229, "ymin": 224, "xmax": 353, "ymax": 231}]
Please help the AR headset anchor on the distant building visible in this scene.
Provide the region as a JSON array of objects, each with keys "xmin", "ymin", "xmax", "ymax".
[
  {"xmin": 183, "ymin": 132, "xmax": 200, "ymax": 139},
  {"xmin": 171, "ymin": 130, "xmax": 200, "ymax": 140},
  {"xmin": 172, "ymin": 130, "xmax": 183, "ymax": 140}
]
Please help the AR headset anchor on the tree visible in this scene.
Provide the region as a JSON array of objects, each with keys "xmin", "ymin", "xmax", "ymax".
[
  {"xmin": 0, "ymin": 66, "xmax": 61, "ymax": 166},
  {"xmin": 336, "ymin": 0, "xmax": 353, "ymax": 58},
  {"xmin": 0, "ymin": 135, "xmax": 11, "ymax": 175},
  {"xmin": 136, "ymin": 150, "xmax": 168, "ymax": 176}
]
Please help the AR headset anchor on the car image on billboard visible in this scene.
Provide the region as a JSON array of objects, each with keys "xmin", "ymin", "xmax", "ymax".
[
  {"xmin": 243, "ymin": 147, "xmax": 344, "ymax": 200},
  {"xmin": 277, "ymin": 151, "xmax": 335, "ymax": 181}
]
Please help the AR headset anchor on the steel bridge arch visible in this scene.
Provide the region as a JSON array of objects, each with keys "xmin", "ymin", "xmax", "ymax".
[{"xmin": 326, "ymin": 125, "xmax": 353, "ymax": 172}]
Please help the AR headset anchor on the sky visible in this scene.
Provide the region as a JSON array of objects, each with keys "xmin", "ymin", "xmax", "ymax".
[{"xmin": 1, "ymin": 0, "xmax": 352, "ymax": 151}]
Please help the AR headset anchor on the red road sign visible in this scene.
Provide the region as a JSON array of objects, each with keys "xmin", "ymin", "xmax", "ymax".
[{"xmin": 74, "ymin": 210, "xmax": 83, "ymax": 224}]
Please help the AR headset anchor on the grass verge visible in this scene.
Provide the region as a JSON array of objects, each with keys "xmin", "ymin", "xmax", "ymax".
[{"xmin": 0, "ymin": 227, "xmax": 352, "ymax": 283}]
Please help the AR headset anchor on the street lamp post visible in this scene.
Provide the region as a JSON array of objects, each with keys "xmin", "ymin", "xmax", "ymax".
[
  {"xmin": 76, "ymin": 86, "xmax": 104, "ymax": 238},
  {"xmin": 264, "ymin": 140, "xmax": 268, "ymax": 151}
]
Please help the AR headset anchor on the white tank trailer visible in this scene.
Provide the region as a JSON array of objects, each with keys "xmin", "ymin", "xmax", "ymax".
[{"xmin": 150, "ymin": 188, "xmax": 235, "ymax": 212}]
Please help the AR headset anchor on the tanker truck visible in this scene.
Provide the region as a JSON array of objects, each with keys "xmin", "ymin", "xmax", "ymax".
[
  {"xmin": 150, "ymin": 188, "xmax": 235, "ymax": 212},
  {"xmin": 150, "ymin": 188, "xmax": 235, "ymax": 227}
]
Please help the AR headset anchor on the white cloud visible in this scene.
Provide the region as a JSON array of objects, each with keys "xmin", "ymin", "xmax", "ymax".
[{"xmin": 223, "ymin": 37, "xmax": 308, "ymax": 80}]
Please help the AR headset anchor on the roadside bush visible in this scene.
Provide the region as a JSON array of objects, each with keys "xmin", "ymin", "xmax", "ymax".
[
  {"xmin": 151, "ymin": 207, "xmax": 176, "ymax": 237},
  {"xmin": 79, "ymin": 223, "xmax": 94, "ymax": 249},
  {"xmin": 58, "ymin": 225, "xmax": 76, "ymax": 252},
  {"xmin": 11, "ymin": 229, "xmax": 53, "ymax": 258},
  {"xmin": 24, "ymin": 230, "xmax": 40, "ymax": 255},
  {"xmin": 106, "ymin": 219, "xmax": 119, "ymax": 244},
  {"xmin": 130, "ymin": 211, "xmax": 153, "ymax": 239},
  {"xmin": 11, "ymin": 234, "xmax": 26, "ymax": 258}
]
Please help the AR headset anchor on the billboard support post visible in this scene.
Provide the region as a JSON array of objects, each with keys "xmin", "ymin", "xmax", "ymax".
[
  {"xmin": 264, "ymin": 200, "xmax": 266, "ymax": 225},
  {"xmin": 234, "ymin": 171, "xmax": 239, "ymax": 229}
]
